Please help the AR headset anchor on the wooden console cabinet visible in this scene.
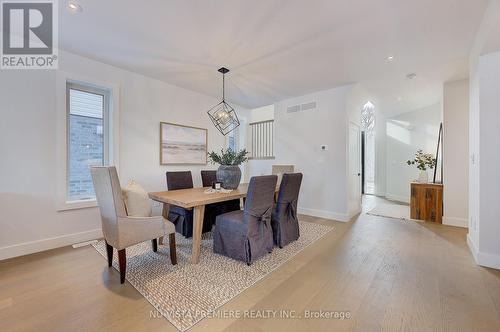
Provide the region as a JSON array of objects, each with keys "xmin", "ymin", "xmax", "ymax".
[{"xmin": 410, "ymin": 182, "xmax": 443, "ymax": 223}]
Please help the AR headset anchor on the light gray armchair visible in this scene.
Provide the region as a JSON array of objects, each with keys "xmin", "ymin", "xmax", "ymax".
[{"xmin": 91, "ymin": 166, "xmax": 176, "ymax": 284}]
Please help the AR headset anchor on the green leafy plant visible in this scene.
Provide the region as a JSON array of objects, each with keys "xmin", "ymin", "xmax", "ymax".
[
  {"xmin": 208, "ymin": 148, "xmax": 249, "ymax": 166},
  {"xmin": 407, "ymin": 149, "xmax": 436, "ymax": 171}
]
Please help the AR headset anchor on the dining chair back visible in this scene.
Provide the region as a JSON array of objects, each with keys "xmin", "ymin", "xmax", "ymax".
[
  {"xmin": 201, "ymin": 170, "xmax": 217, "ymax": 187},
  {"xmin": 166, "ymin": 171, "xmax": 193, "ymax": 190},
  {"xmin": 272, "ymin": 173, "xmax": 303, "ymax": 247}
]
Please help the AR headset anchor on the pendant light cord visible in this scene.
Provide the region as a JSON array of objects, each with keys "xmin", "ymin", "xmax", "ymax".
[{"xmin": 222, "ymin": 73, "xmax": 225, "ymax": 101}]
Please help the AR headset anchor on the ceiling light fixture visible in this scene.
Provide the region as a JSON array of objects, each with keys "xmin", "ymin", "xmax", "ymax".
[
  {"xmin": 67, "ymin": 1, "xmax": 82, "ymax": 13},
  {"xmin": 387, "ymin": 55, "xmax": 395, "ymax": 62},
  {"xmin": 207, "ymin": 67, "xmax": 240, "ymax": 136}
]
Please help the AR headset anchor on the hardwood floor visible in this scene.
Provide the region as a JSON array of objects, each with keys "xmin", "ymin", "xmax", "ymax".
[{"xmin": 1, "ymin": 211, "xmax": 499, "ymax": 331}]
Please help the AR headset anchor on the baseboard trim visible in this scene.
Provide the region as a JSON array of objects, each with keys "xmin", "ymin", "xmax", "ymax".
[
  {"xmin": 298, "ymin": 207, "xmax": 352, "ymax": 222},
  {"xmin": 467, "ymin": 233, "xmax": 500, "ymax": 269},
  {"xmin": 467, "ymin": 233, "xmax": 479, "ymax": 262},
  {"xmin": 385, "ymin": 193, "xmax": 410, "ymax": 204},
  {"xmin": 443, "ymin": 216, "xmax": 468, "ymax": 228},
  {"xmin": 0, "ymin": 228, "xmax": 103, "ymax": 261}
]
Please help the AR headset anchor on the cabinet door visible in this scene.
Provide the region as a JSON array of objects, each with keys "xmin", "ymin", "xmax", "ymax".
[
  {"xmin": 425, "ymin": 187, "xmax": 435, "ymax": 222},
  {"xmin": 410, "ymin": 185, "xmax": 423, "ymax": 220}
]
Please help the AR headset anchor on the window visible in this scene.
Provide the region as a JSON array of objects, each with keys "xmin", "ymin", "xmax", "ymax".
[
  {"xmin": 361, "ymin": 101, "xmax": 375, "ymax": 195},
  {"xmin": 228, "ymin": 127, "xmax": 239, "ymax": 151},
  {"xmin": 66, "ymin": 82, "xmax": 110, "ymax": 201},
  {"xmin": 249, "ymin": 120, "xmax": 274, "ymax": 159}
]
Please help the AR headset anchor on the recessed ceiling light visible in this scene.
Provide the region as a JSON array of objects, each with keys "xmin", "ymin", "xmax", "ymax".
[
  {"xmin": 406, "ymin": 73, "xmax": 417, "ymax": 80},
  {"xmin": 67, "ymin": 1, "xmax": 82, "ymax": 13},
  {"xmin": 387, "ymin": 55, "xmax": 395, "ymax": 62}
]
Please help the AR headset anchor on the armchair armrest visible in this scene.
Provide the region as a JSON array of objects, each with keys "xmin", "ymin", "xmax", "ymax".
[
  {"xmin": 121, "ymin": 215, "xmax": 164, "ymax": 223},
  {"xmin": 115, "ymin": 215, "xmax": 173, "ymax": 249}
]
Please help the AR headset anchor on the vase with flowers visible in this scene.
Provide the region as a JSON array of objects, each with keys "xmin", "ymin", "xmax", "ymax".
[
  {"xmin": 406, "ymin": 149, "xmax": 437, "ymax": 183},
  {"xmin": 208, "ymin": 148, "xmax": 249, "ymax": 189}
]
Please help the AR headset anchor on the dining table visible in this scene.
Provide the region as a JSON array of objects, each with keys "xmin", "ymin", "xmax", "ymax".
[{"xmin": 149, "ymin": 183, "xmax": 279, "ymax": 264}]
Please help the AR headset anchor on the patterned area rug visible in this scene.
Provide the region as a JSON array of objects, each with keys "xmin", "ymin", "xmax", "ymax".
[{"xmin": 92, "ymin": 220, "xmax": 332, "ymax": 331}]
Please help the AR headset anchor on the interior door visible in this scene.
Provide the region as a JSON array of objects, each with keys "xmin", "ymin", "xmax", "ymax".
[{"xmin": 348, "ymin": 122, "xmax": 361, "ymax": 215}]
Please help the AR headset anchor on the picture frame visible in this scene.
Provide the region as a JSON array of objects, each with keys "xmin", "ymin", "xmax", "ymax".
[{"xmin": 160, "ymin": 122, "xmax": 208, "ymax": 165}]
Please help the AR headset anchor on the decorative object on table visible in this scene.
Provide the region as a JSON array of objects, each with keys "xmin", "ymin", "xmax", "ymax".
[
  {"xmin": 207, "ymin": 67, "xmax": 240, "ymax": 136},
  {"xmin": 203, "ymin": 187, "xmax": 233, "ymax": 194},
  {"xmin": 207, "ymin": 148, "xmax": 249, "ymax": 189},
  {"xmin": 212, "ymin": 182, "xmax": 221, "ymax": 190},
  {"xmin": 406, "ymin": 149, "xmax": 436, "ymax": 183},
  {"xmin": 410, "ymin": 182, "xmax": 443, "ymax": 223},
  {"xmin": 160, "ymin": 122, "xmax": 207, "ymax": 165}
]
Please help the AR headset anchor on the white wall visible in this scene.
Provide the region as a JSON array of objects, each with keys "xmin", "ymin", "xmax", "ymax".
[
  {"xmin": 274, "ymin": 85, "xmax": 354, "ymax": 222},
  {"xmin": 442, "ymin": 79, "xmax": 469, "ymax": 228},
  {"xmin": 374, "ymin": 112, "xmax": 387, "ymax": 196},
  {"xmin": 385, "ymin": 104, "xmax": 442, "ymax": 203},
  {"xmin": 241, "ymin": 105, "xmax": 275, "ymax": 181},
  {"xmin": 471, "ymin": 51, "xmax": 500, "ymax": 269},
  {"xmin": 0, "ymin": 50, "xmax": 247, "ymax": 260},
  {"xmin": 467, "ymin": 0, "xmax": 500, "ymax": 270}
]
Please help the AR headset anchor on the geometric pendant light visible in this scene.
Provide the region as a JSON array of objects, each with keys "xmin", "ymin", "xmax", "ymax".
[{"xmin": 207, "ymin": 67, "xmax": 240, "ymax": 136}]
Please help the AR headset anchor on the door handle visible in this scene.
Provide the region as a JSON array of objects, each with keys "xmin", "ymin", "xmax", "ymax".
[{"xmin": 357, "ymin": 173, "xmax": 360, "ymax": 176}]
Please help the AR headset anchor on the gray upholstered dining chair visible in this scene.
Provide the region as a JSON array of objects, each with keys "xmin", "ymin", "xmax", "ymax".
[
  {"xmin": 201, "ymin": 170, "xmax": 241, "ymax": 228},
  {"xmin": 271, "ymin": 173, "xmax": 303, "ymax": 248},
  {"xmin": 166, "ymin": 171, "xmax": 212, "ymax": 237},
  {"xmin": 213, "ymin": 175, "xmax": 277, "ymax": 265},
  {"xmin": 91, "ymin": 166, "xmax": 177, "ymax": 284}
]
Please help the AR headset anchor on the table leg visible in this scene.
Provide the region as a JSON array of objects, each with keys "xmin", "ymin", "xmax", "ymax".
[
  {"xmin": 191, "ymin": 205, "xmax": 205, "ymax": 264},
  {"xmin": 159, "ymin": 203, "xmax": 171, "ymax": 245}
]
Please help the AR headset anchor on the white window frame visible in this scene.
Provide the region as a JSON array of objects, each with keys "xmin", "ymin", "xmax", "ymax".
[{"xmin": 56, "ymin": 72, "xmax": 120, "ymax": 211}]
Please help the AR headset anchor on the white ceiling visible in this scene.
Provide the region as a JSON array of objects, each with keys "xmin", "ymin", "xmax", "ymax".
[
  {"xmin": 481, "ymin": 1, "xmax": 500, "ymax": 56},
  {"xmin": 59, "ymin": 0, "xmax": 488, "ymax": 112}
]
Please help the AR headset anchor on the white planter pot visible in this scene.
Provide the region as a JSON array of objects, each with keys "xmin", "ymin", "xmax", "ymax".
[{"xmin": 418, "ymin": 170, "xmax": 428, "ymax": 183}]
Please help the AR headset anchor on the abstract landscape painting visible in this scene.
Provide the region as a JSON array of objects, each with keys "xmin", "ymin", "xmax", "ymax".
[{"xmin": 160, "ymin": 122, "xmax": 207, "ymax": 165}]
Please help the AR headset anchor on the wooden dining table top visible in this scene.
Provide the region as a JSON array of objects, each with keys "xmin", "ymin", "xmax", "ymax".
[{"xmin": 149, "ymin": 183, "xmax": 279, "ymax": 209}]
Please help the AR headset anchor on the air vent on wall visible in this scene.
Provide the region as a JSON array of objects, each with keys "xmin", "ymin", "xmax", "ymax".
[{"xmin": 287, "ymin": 101, "xmax": 317, "ymax": 113}]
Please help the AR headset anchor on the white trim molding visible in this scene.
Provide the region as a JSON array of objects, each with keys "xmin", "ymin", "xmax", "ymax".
[
  {"xmin": 467, "ymin": 233, "xmax": 500, "ymax": 269},
  {"xmin": 443, "ymin": 216, "xmax": 468, "ymax": 228},
  {"xmin": 298, "ymin": 207, "xmax": 354, "ymax": 222},
  {"xmin": 0, "ymin": 229, "xmax": 103, "ymax": 261},
  {"xmin": 56, "ymin": 71, "xmax": 120, "ymax": 211}
]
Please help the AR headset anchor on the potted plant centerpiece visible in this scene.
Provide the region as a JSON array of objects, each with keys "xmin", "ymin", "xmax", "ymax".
[
  {"xmin": 406, "ymin": 149, "xmax": 437, "ymax": 183},
  {"xmin": 208, "ymin": 148, "xmax": 249, "ymax": 189}
]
